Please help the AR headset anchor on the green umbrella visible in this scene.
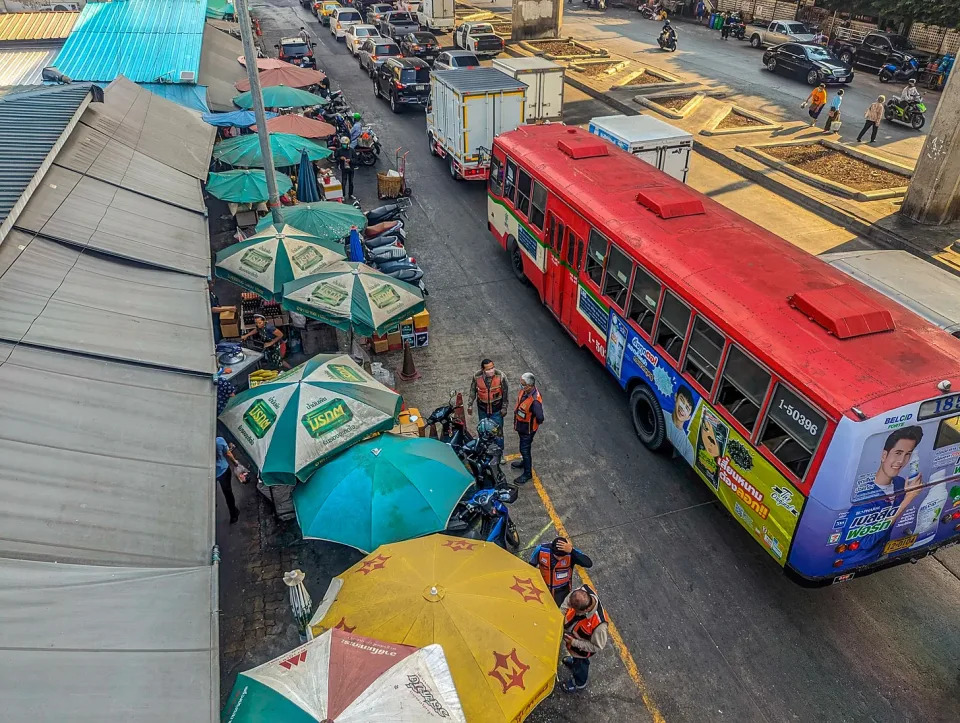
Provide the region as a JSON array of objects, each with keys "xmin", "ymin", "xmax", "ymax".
[
  {"xmin": 233, "ymin": 85, "xmax": 327, "ymax": 109},
  {"xmin": 219, "ymin": 353, "xmax": 402, "ymax": 485},
  {"xmin": 294, "ymin": 434, "xmax": 475, "ymax": 553},
  {"xmin": 206, "ymin": 169, "xmax": 292, "ymax": 203},
  {"xmin": 213, "ymin": 132, "xmax": 331, "ymax": 168},
  {"xmin": 256, "ymin": 201, "xmax": 368, "ymax": 242},
  {"xmin": 215, "ymin": 224, "xmax": 345, "ymax": 300},
  {"xmin": 282, "ymin": 261, "xmax": 426, "ymax": 338}
]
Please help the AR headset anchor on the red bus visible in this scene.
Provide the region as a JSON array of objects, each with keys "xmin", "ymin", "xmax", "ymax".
[{"xmin": 487, "ymin": 124, "xmax": 960, "ymax": 584}]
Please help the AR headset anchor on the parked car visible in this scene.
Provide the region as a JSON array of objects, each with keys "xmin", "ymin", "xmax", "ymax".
[
  {"xmin": 453, "ymin": 22, "xmax": 503, "ymax": 59},
  {"xmin": 762, "ymin": 43, "xmax": 854, "ymax": 85},
  {"xmin": 748, "ymin": 20, "xmax": 817, "ymax": 49},
  {"xmin": 345, "ymin": 23, "xmax": 380, "ymax": 56},
  {"xmin": 398, "ymin": 0, "xmax": 422, "ymax": 11},
  {"xmin": 379, "ymin": 11, "xmax": 421, "ymax": 39},
  {"xmin": 365, "ymin": 3, "xmax": 393, "ymax": 25},
  {"xmin": 331, "ymin": 7, "xmax": 363, "ymax": 38},
  {"xmin": 300, "ymin": 0, "xmax": 313, "ymax": 7},
  {"xmin": 316, "ymin": 0, "xmax": 342, "ymax": 25},
  {"xmin": 399, "ymin": 31, "xmax": 441, "ymax": 64},
  {"xmin": 433, "ymin": 49, "xmax": 480, "ymax": 71},
  {"xmin": 374, "ymin": 57, "xmax": 431, "ymax": 112},
  {"xmin": 276, "ymin": 37, "xmax": 317, "ymax": 69},
  {"xmin": 831, "ymin": 30, "xmax": 923, "ymax": 70},
  {"xmin": 358, "ymin": 37, "xmax": 402, "ymax": 77}
]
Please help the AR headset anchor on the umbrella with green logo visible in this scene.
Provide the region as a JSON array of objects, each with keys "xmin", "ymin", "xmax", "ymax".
[
  {"xmin": 219, "ymin": 354, "xmax": 402, "ymax": 485},
  {"xmin": 213, "ymin": 132, "xmax": 331, "ymax": 168},
  {"xmin": 233, "ymin": 84, "xmax": 326, "ymax": 110},
  {"xmin": 294, "ymin": 434, "xmax": 475, "ymax": 553},
  {"xmin": 215, "ymin": 224, "xmax": 345, "ymax": 300},
  {"xmin": 256, "ymin": 201, "xmax": 367, "ymax": 242},
  {"xmin": 206, "ymin": 169, "xmax": 292, "ymax": 203},
  {"xmin": 282, "ymin": 261, "xmax": 425, "ymax": 338}
]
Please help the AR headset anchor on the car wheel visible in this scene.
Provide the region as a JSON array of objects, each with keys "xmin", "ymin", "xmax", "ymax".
[
  {"xmin": 806, "ymin": 69, "xmax": 820, "ymax": 85},
  {"xmin": 750, "ymin": 34, "xmax": 762, "ymax": 49},
  {"xmin": 390, "ymin": 93, "xmax": 400, "ymax": 113},
  {"xmin": 629, "ymin": 384, "xmax": 668, "ymax": 452},
  {"xmin": 840, "ymin": 51, "xmax": 853, "ymax": 65},
  {"xmin": 766, "ymin": 58, "xmax": 777, "ymax": 72},
  {"xmin": 373, "ymin": 78, "xmax": 380, "ymax": 98}
]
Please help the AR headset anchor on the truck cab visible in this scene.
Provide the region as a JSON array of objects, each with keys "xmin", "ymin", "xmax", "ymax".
[
  {"xmin": 749, "ymin": 20, "xmax": 816, "ymax": 49},
  {"xmin": 454, "ymin": 22, "xmax": 504, "ymax": 59}
]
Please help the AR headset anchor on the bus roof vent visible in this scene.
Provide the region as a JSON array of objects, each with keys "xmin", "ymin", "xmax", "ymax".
[
  {"xmin": 635, "ymin": 188, "xmax": 704, "ymax": 219},
  {"xmin": 789, "ymin": 284, "xmax": 895, "ymax": 339},
  {"xmin": 557, "ymin": 134, "xmax": 609, "ymax": 160}
]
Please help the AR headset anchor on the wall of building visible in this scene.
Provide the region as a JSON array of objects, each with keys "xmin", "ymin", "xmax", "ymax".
[{"xmin": 512, "ymin": 0, "xmax": 559, "ymax": 41}]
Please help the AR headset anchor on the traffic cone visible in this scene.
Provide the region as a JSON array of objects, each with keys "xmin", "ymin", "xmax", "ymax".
[{"xmin": 397, "ymin": 340, "xmax": 420, "ymax": 381}]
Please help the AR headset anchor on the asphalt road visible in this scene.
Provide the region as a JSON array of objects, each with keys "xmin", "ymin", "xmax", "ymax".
[{"xmin": 242, "ymin": 2, "xmax": 960, "ymax": 721}]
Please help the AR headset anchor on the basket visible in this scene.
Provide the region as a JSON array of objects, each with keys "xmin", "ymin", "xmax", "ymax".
[{"xmin": 377, "ymin": 171, "xmax": 403, "ymax": 199}]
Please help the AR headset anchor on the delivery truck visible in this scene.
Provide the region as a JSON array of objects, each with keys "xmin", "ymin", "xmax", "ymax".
[
  {"xmin": 427, "ymin": 67, "xmax": 527, "ymax": 181},
  {"xmin": 417, "ymin": 0, "xmax": 454, "ymax": 33},
  {"xmin": 492, "ymin": 57, "xmax": 564, "ymax": 123},
  {"xmin": 587, "ymin": 114, "xmax": 693, "ymax": 183}
]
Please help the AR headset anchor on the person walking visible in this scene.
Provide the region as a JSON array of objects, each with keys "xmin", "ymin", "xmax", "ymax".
[
  {"xmin": 216, "ymin": 435, "xmax": 241, "ymax": 524},
  {"xmin": 823, "ymin": 88, "xmax": 843, "ymax": 133},
  {"xmin": 802, "ymin": 84, "xmax": 827, "ymax": 127},
  {"xmin": 696, "ymin": 0, "xmax": 706, "ymax": 24},
  {"xmin": 529, "ymin": 536, "xmax": 593, "ymax": 606},
  {"xmin": 298, "ymin": 25, "xmax": 311, "ymax": 43},
  {"xmin": 467, "ymin": 358, "xmax": 508, "ymax": 446},
  {"xmin": 335, "ymin": 136, "xmax": 355, "ymax": 200},
  {"xmin": 720, "ymin": 12, "xmax": 733, "ymax": 40},
  {"xmin": 857, "ymin": 95, "xmax": 885, "ymax": 143},
  {"xmin": 559, "ymin": 585, "xmax": 609, "ymax": 692},
  {"xmin": 511, "ymin": 373, "xmax": 544, "ymax": 484}
]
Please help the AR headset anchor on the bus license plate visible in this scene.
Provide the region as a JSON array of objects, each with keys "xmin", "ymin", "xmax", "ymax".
[{"xmin": 882, "ymin": 534, "xmax": 917, "ymax": 555}]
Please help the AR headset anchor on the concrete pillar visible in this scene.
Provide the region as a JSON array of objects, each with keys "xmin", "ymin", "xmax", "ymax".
[
  {"xmin": 512, "ymin": 0, "xmax": 562, "ymax": 41},
  {"xmin": 900, "ymin": 70, "xmax": 960, "ymax": 225}
]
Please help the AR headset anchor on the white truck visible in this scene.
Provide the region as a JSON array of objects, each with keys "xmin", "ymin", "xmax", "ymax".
[
  {"xmin": 427, "ymin": 67, "xmax": 527, "ymax": 181},
  {"xmin": 587, "ymin": 114, "xmax": 693, "ymax": 183},
  {"xmin": 492, "ymin": 57, "xmax": 565, "ymax": 123},
  {"xmin": 454, "ymin": 22, "xmax": 504, "ymax": 59},
  {"xmin": 748, "ymin": 19, "xmax": 817, "ymax": 49},
  {"xmin": 417, "ymin": 0, "xmax": 454, "ymax": 33}
]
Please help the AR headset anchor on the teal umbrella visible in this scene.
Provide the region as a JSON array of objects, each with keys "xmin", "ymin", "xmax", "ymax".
[
  {"xmin": 213, "ymin": 132, "xmax": 331, "ymax": 168},
  {"xmin": 215, "ymin": 223, "xmax": 345, "ymax": 300},
  {"xmin": 233, "ymin": 85, "xmax": 327, "ymax": 109},
  {"xmin": 256, "ymin": 201, "xmax": 368, "ymax": 242},
  {"xmin": 206, "ymin": 169, "xmax": 292, "ymax": 203},
  {"xmin": 294, "ymin": 434, "xmax": 475, "ymax": 552}
]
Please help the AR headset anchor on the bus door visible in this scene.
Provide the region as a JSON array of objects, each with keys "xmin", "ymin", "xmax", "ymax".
[
  {"xmin": 544, "ymin": 212, "xmax": 565, "ymax": 315},
  {"xmin": 560, "ymin": 230, "xmax": 582, "ymax": 333}
]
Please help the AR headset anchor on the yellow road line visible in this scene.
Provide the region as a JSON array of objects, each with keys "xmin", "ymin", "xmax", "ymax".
[{"xmin": 504, "ymin": 453, "xmax": 666, "ymax": 723}]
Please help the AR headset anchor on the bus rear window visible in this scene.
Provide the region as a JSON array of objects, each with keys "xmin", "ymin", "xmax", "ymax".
[
  {"xmin": 716, "ymin": 345, "xmax": 770, "ymax": 434},
  {"xmin": 759, "ymin": 383, "xmax": 825, "ymax": 479},
  {"xmin": 655, "ymin": 291, "xmax": 690, "ymax": 360}
]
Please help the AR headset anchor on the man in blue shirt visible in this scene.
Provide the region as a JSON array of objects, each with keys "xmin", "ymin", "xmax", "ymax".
[{"xmin": 216, "ymin": 436, "xmax": 241, "ymax": 524}]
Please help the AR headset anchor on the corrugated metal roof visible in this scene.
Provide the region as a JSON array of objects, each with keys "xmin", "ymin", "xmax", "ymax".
[
  {"xmin": 0, "ymin": 83, "xmax": 92, "ymax": 230},
  {"xmin": 433, "ymin": 67, "xmax": 527, "ymax": 93},
  {"xmin": 198, "ymin": 24, "xmax": 245, "ymax": 112},
  {"xmin": 0, "ymin": 11, "xmax": 78, "ymax": 42},
  {"xmin": 0, "ymin": 44, "xmax": 61, "ymax": 85},
  {"xmin": 52, "ymin": 0, "xmax": 206, "ymax": 83}
]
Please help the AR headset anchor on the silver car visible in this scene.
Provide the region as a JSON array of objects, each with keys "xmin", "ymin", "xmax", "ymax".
[
  {"xmin": 432, "ymin": 50, "xmax": 480, "ymax": 72},
  {"xmin": 358, "ymin": 38, "xmax": 402, "ymax": 77},
  {"xmin": 345, "ymin": 23, "xmax": 379, "ymax": 56}
]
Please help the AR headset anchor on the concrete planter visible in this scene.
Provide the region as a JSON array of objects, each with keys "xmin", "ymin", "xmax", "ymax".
[
  {"xmin": 701, "ymin": 104, "xmax": 783, "ymax": 136},
  {"xmin": 735, "ymin": 139, "xmax": 912, "ymax": 201},
  {"xmin": 635, "ymin": 91, "xmax": 708, "ymax": 119},
  {"xmin": 616, "ymin": 64, "xmax": 685, "ymax": 92},
  {"xmin": 568, "ymin": 58, "xmax": 629, "ymax": 78},
  {"xmin": 519, "ymin": 37, "xmax": 608, "ymax": 60}
]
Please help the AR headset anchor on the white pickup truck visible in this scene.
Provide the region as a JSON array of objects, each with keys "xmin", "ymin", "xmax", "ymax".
[
  {"xmin": 749, "ymin": 20, "xmax": 817, "ymax": 49},
  {"xmin": 454, "ymin": 22, "xmax": 504, "ymax": 59}
]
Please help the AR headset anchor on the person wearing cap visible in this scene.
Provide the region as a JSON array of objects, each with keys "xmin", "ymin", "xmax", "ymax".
[
  {"xmin": 900, "ymin": 77, "xmax": 922, "ymax": 104},
  {"xmin": 529, "ymin": 536, "xmax": 593, "ymax": 606},
  {"xmin": 335, "ymin": 136, "xmax": 355, "ymax": 199},
  {"xmin": 241, "ymin": 314, "xmax": 284, "ymax": 369}
]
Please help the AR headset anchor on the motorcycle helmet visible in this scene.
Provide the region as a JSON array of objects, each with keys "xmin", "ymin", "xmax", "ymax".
[
  {"xmin": 477, "ymin": 417, "xmax": 501, "ymax": 439},
  {"xmin": 908, "ymin": 78, "xmax": 917, "ymax": 85},
  {"xmin": 340, "ymin": 136, "xmax": 350, "ymax": 146},
  {"xmin": 352, "ymin": 112, "xmax": 362, "ymax": 121}
]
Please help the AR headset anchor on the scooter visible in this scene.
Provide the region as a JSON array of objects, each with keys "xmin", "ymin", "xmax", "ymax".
[
  {"xmin": 364, "ymin": 219, "xmax": 406, "ymax": 243},
  {"xmin": 879, "ymin": 56, "xmax": 920, "ymax": 83},
  {"xmin": 363, "ymin": 198, "xmax": 411, "ymax": 225},
  {"xmin": 445, "ymin": 488, "xmax": 520, "ymax": 550},
  {"xmin": 325, "ymin": 89, "xmax": 350, "ymax": 112},
  {"xmin": 885, "ymin": 96, "xmax": 926, "ymax": 130},
  {"xmin": 638, "ymin": 2, "xmax": 661, "ymax": 19},
  {"xmin": 354, "ymin": 126, "xmax": 382, "ymax": 166},
  {"xmin": 367, "ymin": 257, "xmax": 427, "ymax": 293},
  {"xmin": 728, "ymin": 14, "xmax": 746, "ymax": 40},
  {"xmin": 658, "ymin": 28, "xmax": 677, "ymax": 52},
  {"xmin": 426, "ymin": 393, "xmax": 472, "ymax": 457},
  {"xmin": 365, "ymin": 242, "xmax": 408, "ymax": 264}
]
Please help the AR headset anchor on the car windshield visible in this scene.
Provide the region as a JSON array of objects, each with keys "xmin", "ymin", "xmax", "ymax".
[
  {"xmin": 283, "ymin": 43, "xmax": 310, "ymax": 55},
  {"xmin": 340, "ymin": 10, "xmax": 360, "ymax": 20},
  {"xmin": 453, "ymin": 54, "xmax": 479, "ymax": 67},
  {"xmin": 472, "ymin": 23, "xmax": 494, "ymax": 34},
  {"xmin": 390, "ymin": 12, "xmax": 412, "ymax": 21},
  {"xmin": 411, "ymin": 33, "xmax": 435, "ymax": 43},
  {"xmin": 805, "ymin": 45, "xmax": 833, "ymax": 61},
  {"xmin": 377, "ymin": 44, "xmax": 401, "ymax": 56},
  {"xmin": 356, "ymin": 27, "xmax": 375, "ymax": 35},
  {"xmin": 890, "ymin": 35, "xmax": 914, "ymax": 50},
  {"xmin": 400, "ymin": 68, "xmax": 430, "ymax": 83},
  {"xmin": 785, "ymin": 23, "xmax": 807, "ymax": 34}
]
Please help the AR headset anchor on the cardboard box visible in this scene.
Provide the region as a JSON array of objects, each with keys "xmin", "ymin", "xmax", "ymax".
[
  {"xmin": 219, "ymin": 309, "xmax": 240, "ymax": 339},
  {"xmin": 387, "ymin": 331, "xmax": 403, "ymax": 351},
  {"xmin": 414, "ymin": 331, "xmax": 429, "ymax": 348},
  {"xmin": 373, "ymin": 338, "xmax": 389, "ymax": 354},
  {"xmin": 413, "ymin": 309, "xmax": 430, "ymax": 331},
  {"xmin": 399, "ymin": 317, "xmax": 415, "ymax": 337}
]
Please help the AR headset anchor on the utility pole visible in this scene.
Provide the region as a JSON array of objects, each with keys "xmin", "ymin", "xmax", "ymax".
[{"xmin": 235, "ymin": 0, "xmax": 284, "ymax": 225}]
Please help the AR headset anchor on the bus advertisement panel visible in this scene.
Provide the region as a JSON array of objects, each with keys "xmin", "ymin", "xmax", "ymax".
[{"xmin": 607, "ymin": 311, "xmax": 805, "ymax": 567}]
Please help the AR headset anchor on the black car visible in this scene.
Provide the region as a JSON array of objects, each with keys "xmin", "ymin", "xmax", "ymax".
[
  {"xmin": 762, "ymin": 43, "xmax": 854, "ymax": 86},
  {"xmin": 373, "ymin": 57, "xmax": 430, "ymax": 113},
  {"xmin": 276, "ymin": 37, "xmax": 317, "ymax": 69},
  {"xmin": 399, "ymin": 32, "xmax": 441, "ymax": 64}
]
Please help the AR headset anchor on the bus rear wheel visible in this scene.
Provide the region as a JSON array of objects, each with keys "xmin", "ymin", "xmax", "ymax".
[{"xmin": 630, "ymin": 384, "xmax": 667, "ymax": 451}]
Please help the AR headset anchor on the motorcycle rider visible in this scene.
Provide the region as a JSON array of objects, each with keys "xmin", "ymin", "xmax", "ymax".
[
  {"xmin": 900, "ymin": 77, "xmax": 922, "ymax": 106},
  {"xmin": 660, "ymin": 19, "xmax": 677, "ymax": 47},
  {"xmin": 348, "ymin": 112, "xmax": 363, "ymax": 148}
]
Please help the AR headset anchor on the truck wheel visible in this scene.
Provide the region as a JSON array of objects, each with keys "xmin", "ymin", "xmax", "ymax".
[
  {"xmin": 507, "ymin": 237, "xmax": 526, "ymax": 282},
  {"xmin": 750, "ymin": 34, "xmax": 762, "ymax": 49},
  {"xmin": 839, "ymin": 50, "xmax": 853, "ymax": 65},
  {"xmin": 629, "ymin": 384, "xmax": 668, "ymax": 452},
  {"xmin": 448, "ymin": 155, "xmax": 460, "ymax": 180},
  {"xmin": 427, "ymin": 132, "xmax": 438, "ymax": 156}
]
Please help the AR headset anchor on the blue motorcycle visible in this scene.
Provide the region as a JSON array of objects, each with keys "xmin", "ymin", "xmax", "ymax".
[
  {"xmin": 445, "ymin": 488, "xmax": 520, "ymax": 550},
  {"xmin": 879, "ymin": 56, "xmax": 919, "ymax": 83}
]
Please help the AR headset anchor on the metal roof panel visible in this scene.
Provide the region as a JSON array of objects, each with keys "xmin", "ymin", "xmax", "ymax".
[
  {"xmin": 432, "ymin": 66, "xmax": 527, "ymax": 93},
  {"xmin": 0, "ymin": 11, "xmax": 78, "ymax": 42}
]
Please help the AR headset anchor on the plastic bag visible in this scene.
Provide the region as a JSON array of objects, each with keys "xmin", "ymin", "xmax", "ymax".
[{"xmin": 234, "ymin": 463, "xmax": 250, "ymax": 484}]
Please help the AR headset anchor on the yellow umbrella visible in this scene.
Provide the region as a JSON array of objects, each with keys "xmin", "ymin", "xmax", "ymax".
[{"xmin": 309, "ymin": 535, "xmax": 564, "ymax": 723}]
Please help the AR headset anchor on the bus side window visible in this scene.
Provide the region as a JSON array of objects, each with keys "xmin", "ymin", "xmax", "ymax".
[
  {"xmin": 516, "ymin": 168, "xmax": 533, "ymax": 218},
  {"xmin": 504, "ymin": 159, "xmax": 517, "ymax": 203},
  {"xmin": 584, "ymin": 229, "xmax": 607, "ymax": 286},
  {"xmin": 934, "ymin": 414, "xmax": 960, "ymax": 449},
  {"xmin": 682, "ymin": 316, "xmax": 725, "ymax": 393},
  {"xmin": 601, "ymin": 244, "xmax": 631, "ymax": 311},
  {"xmin": 716, "ymin": 345, "xmax": 771, "ymax": 434},
  {"xmin": 654, "ymin": 291, "xmax": 691, "ymax": 361},
  {"xmin": 529, "ymin": 182, "xmax": 547, "ymax": 231},
  {"xmin": 758, "ymin": 383, "xmax": 825, "ymax": 479},
  {"xmin": 627, "ymin": 265, "xmax": 661, "ymax": 335},
  {"xmin": 554, "ymin": 220, "xmax": 566, "ymax": 255},
  {"xmin": 489, "ymin": 154, "xmax": 504, "ymax": 197}
]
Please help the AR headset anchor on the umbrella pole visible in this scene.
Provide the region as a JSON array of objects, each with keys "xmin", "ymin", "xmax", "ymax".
[{"xmin": 236, "ymin": 0, "xmax": 284, "ymax": 226}]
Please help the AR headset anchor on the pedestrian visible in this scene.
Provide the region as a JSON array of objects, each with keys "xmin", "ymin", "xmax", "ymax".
[
  {"xmin": 696, "ymin": 0, "xmax": 706, "ymax": 23},
  {"xmin": 823, "ymin": 88, "xmax": 843, "ymax": 132},
  {"xmin": 511, "ymin": 372, "xmax": 544, "ymax": 484},
  {"xmin": 216, "ymin": 435, "xmax": 241, "ymax": 524},
  {"xmin": 209, "ymin": 279, "xmax": 236, "ymax": 344},
  {"xmin": 857, "ymin": 95, "xmax": 885, "ymax": 143},
  {"xmin": 335, "ymin": 135, "xmax": 355, "ymax": 199},
  {"xmin": 529, "ymin": 536, "xmax": 593, "ymax": 606},
  {"xmin": 298, "ymin": 25, "xmax": 311, "ymax": 43},
  {"xmin": 559, "ymin": 585, "xmax": 609, "ymax": 692},
  {"xmin": 802, "ymin": 83, "xmax": 827, "ymax": 127},
  {"xmin": 720, "ymin": 11, "xmax": 731, "ymax": 40},
  {"xmin": 467, "ymin": 358, "xmax": 509, "ymax": 446}
]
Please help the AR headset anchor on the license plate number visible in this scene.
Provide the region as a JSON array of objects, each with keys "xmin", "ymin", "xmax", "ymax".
[
  {"xmin": 882, "ymin": 534, "xmax": 918, "ymax": 555},
  {"xmin": 416, "ymin": 84, "xmax": 426, "ymax": 90}
]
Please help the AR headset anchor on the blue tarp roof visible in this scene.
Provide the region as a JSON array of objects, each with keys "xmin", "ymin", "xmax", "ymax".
[
  {"xmin": 142, "ymin": 82, "xmax": 210, "ymax": 113},
  {"xmin": 52, "ymin": 0, "xmax": 206, "ymax": 84},
  {"xmin": 201, "ymin": 109, "xmax": 275, "ymax": 127}
]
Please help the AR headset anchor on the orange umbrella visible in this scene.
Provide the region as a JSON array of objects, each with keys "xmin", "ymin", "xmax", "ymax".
[
  {"xmin": 251, "ymin": 114, "xmax": 336, "ymax": 139},
  {"xmin": 237, "ymin": 55, "xmax": 287, "ymax": 70},
  {"xmin": 235, "ymin": 65, "xmax": 327, "ymax": 91}
]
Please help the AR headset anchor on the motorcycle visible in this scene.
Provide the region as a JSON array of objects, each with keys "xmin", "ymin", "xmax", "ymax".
[
  {"xmin": 884, "ymin": 96, "xmax": 926, "ymax": 130},
  {"xmin": 445, "ymin": 488, "xmax": 520, "ymax": 550},
  {"xmin": 365, "ymin": 219, "xmax": 406, "ymax": 243},
  {"xmin": 363, "ymin": 197, "xmax": 412, "ymax": 225},
  {"xmin": 367, "ymin": 257, "xmax": 427, "ymax": 294},
  {"xmin": 879, "ymin": 56, "xmax": 920, "ymax": 83},
  {"xmin": 658, "ymin": 28, "xmax": 677, "ymax": 52},
  {"xmin": 638, "ymin": 2, "xmax": 661, "ymax": 19},
  {"xmin": 426, "ymin": 392, "xmax": 472, "ymax": 457},
  {"xmin": 354, "ymin": 125, "xmax": 382, "ymax": 166},
  {"xmin": 325, "ymin": 89, "xmax": 350, "ymax": 112},
  {"xmin": 727, "ymin": 14, "xmax": 746, "ymax": 40}
]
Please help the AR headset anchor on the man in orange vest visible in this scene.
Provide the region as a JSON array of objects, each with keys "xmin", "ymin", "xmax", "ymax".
[
  {"xmin": 467, "ymin": 358, "xmax": 508, "ymax": 447},
  {"xmin": 529, "ymin": 536, "xmax": 593, "ymax": 606},
  {"xmin": 560, "ymin": 585, "xmax": 609, "ymax": 692},
  {"xmin": 511, "ymin": 372, "xmax": 544, "ymax": 484}
]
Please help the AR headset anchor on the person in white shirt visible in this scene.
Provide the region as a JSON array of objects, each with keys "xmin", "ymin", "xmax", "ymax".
[{"xmin": 900, "ymin": 78, "xmax": 922, "ymax": 104}]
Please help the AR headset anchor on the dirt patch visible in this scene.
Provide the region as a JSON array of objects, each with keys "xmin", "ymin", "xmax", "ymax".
[
  {"xmin": 491, "ymin": 22, "xmax": 512, "ymax": 34},
  {"xmin": 764, "ymin": 144, "xmax": 909, "ymax": 191},
  {"xmin": 629, "ymin": 71, "xmax": 667, "ymax": 85},
  {"xmin": 527, "ymin": 40, "xmax": 596, "ymax": 57},
  {"xmin": 717, "ymin": 110, "xmax": 760, "ymax": 129},
  {"xmin": 579, "ymin": 62, "xmax": 625, "ymax": 78},
  {"xmin": 656, "ymin": 94, "xmax": 696, "ymax": 110}
]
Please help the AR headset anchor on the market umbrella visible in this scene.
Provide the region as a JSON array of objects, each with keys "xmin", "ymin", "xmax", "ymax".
[
  {"xmin": 294, "ymin": 434, "xmax": 475, "ymax": 553},
  {"xmin": 235, "ymin": 65, "xmax": 327, "ymax": 91},
  {"xmin": 201, "ymin": 109, "xmax": 275, "ymax": 127},
  {"xmin": 282, "ymin": 261, "xmax": 425, "ymax": 338},
  {"xmin": 251, "ymin": 113, "xmax": 336, "ymax": 139},
  {"xmin": 297, "ymin": 149, "xmax": 321, "ymax": 203},
  {"xmin": 207, "ymin": 169, "xmax": 293, "ymax": 203},
  {"xmin": 238, "ymin": 55, "xmax": 287, "ymax": 69},
  {"xmin": 215, "ymin": 223, "xmax": 345, "ymax": 300},
  {"xmin": 221, "ymin": 628, "xmax": 466, "ymax": 722},
  {"xmin": 218, "ymin": 353, "xmax": 402, "ymax": 485},
  {"xmin": 234, "ymin": 85, "xmax": 326, "ymax": 110},
  {"xmin": 213, "ymin": 132, "xmax": 332, "ymax": 168},
  {"xmin": 256, "ymin": 201, "xmax": 367, "ymax": 242},
  {"xmin": 347, "ymin": 227, "xmax": 363, "ymax": 263},
  {"xmin": 309, "ymin": 535, "xmax": 564, "ymax": 723}
]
